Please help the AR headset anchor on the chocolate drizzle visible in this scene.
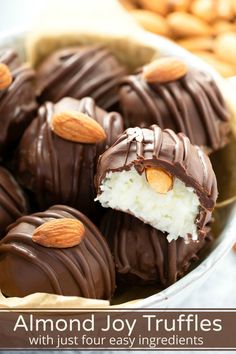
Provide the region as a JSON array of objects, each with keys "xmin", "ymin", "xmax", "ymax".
[
  {"xmin": 0, "ymin": 49, "xmax": 37, "ymax": 160},
  {"xmin": 119, "ymin": 69, "xmax": 230, "ymax": 152},
  {"xmin": 96, "ymin": 125, "xmax": 218, "ymax": 234},
  {"xmin": 15, "ymin": 97, "xmax": 123, "ymax": 216},
  {"xmin": 101, "ymin": 210, "xmax": 211, "ymax": 286},
  {"xmin": 0, "ymin": 205, "xmax": 115, "ymax": 299},
  {"xmin": 36, "ymin": 45, "xmax": 127, "ymax": 110}
]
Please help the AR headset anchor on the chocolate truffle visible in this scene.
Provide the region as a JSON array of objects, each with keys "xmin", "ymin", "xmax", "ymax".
[
  {"xmin": 0, "ymin": 167, "xmax": 27, "ymax": 236},
  {"xmin": 0, "ymin": 49, "xmax": 37, "ymax": 160},
  {"xmin": 101, "ymin": 210, "xmax": 211, "ymax": 286},
  {"xmin": 0, "ymin": 205, "xmax": 116, "ymax": 299},
  {"xmin": 119, "ymin": 57, "xmax": 230, "ymax": 153},
  {"xmin": 96, "ymin": 125, "xmax": 218, "ymax": 242},
  {"xmin": 15, "ymin": 97, "xmax": 123, "ymax": 216},
  {"xmin": 36, "ymin": 45, "xmax": 127, "ymax": 110}
]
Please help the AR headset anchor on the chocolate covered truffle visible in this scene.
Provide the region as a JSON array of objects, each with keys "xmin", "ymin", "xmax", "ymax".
[
  {"xmin": 96, "ymin": 125, "xmax": 218, "ymax": 242},
  {"xmin": 0, "ymin": 167, "xmax": 27, "ymax": 236},
  {"xmin": 15, "ymin": 96, "xmax": 123, "ymax": 216},
  {"xmin": 101, "ymin": 210, "xmax": 211, "ymax": 286},
  {"xmin": 0, "ymin": 49, "xmax": 37, "ymax": 160},
  {"xmin": 36, "ymin": 45, "xmax": 127, "ymax": 110},
  {"xmin": 119, "ymin": 57, "xmax": 230, "ymax": 153},
  {"xmin": 0, "ymin": 205, "xmax": 115, "ymax": 299}
]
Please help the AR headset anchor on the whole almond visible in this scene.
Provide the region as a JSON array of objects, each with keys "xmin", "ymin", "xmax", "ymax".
[
  {"xmin": 143, "ymin": 57, "xmax": 188, "ymax": 83},
  {"xmin": 194, "ymin": 51, "xmax": 236, "ymax": 77},
  {"xmin": 167, "ymin": 12, "xmax": 212, "ymax": 38},
  {"xmin": 131, "ymin": 10, "xmax": 170, "ymax": 37},
  {"xmin": 213, "ymin": 20, "xmax": 236, "ymax": 35},
  {"xmin": 169, "ymin": 0, "xmax": 190, "ymax": 12},
  {"xmin": 217, "ymin": 0, "xmax": 233, "ymax": 20},
  {"xmin": 32, "ymin": 218, "xmax": 85, "ymax": 248},
  {"xmin": 0, "ymin": 63, "xmax": 12, "ymax": 90},
  {"xmin": 146, "ymin": 167, "xmax": 173, "ymax": 194},
  {"xmin": 177, "ymin": 37, "xmax": 214, "ymax": 51},
  {"xmin": 51, "ymin": 111, "xmax": 106, "ymax": 144},
  {"xmin": 191, "ymin": 0, "xmax": 217, "ymax": 23},
  {"xmin": 214, "ymin": 32, "xmax": 236, "ymax": 67},
  {"xmin": 138, "ymin": 0, "xmax": 168, "ymax": 16}
]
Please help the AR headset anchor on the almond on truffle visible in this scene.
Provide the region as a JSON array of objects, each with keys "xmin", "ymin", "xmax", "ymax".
[
  {"xmin": 32, "ymin": 218, "xmax": 85, "ymax": 248},
  {"xmin": 51, "ymin": 111, "xmax": 107, "ymax": 143}
]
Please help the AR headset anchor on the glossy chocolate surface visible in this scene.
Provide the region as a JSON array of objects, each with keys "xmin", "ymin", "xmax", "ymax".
[
  {"xmin": 101, "ymin": 210, "xmax": 211, "ymax": 286},
  {"xmin": 36, "ymin": 45, "xmax": 127, "ymax": 110},
  {"xmin": 0, "ymin": 205, "xmax": 115, "ymax": 299},
  {"xmin": 119, "ymin": 68, "xmax": 230, "ymax": 153},
  {"xmin": 0, "ymin": 167, "xmax": 27, "ymax": 237},
  {"xmin": 96, "ymin": 125, "xmax": 218, "ymax": 238},
  {"xmin": 0, "ymin": 49, "xmax": 37, "ymax": 160},
  {"xmin": 15, "ymin": 97, "xmax": 124, "ymax": 216}
]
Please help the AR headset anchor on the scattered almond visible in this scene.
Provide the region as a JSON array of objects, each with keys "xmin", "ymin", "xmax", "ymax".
[
  {"xmin": 51, "ymin": 111, "xmax": 107, "ymax": 144},
  {"xmin": 131, "ymin": 10, "xmax": 170, "ymax": 37},
  {"xmin": 146, "ymin": 167, "xmax": 173, "ymax": 194},
  {"xmin": 0, "ymin": 63, "xmax": 12, "ymax": 90},
  {"xmin": 191, "ymin": 0, "xmax": 217, "ymax": 23},
  {"xmin": 217, "ymin": 0, "xmax": 234, "ymax": 20},
  {"xmin": 143, "ymin": 57, "xmax": 188, "ymax": 83},
  {"xmin": 177, "ymin": 36, "xmax": 214, "ymax": 51},
  {"xmin": 214, "ymin": 32, "xmax": 236, "ymax": 66},
  {"xmin": 32, "ymin": 218, "xmax": 85, "ymax": 248},
  {"xmin": 167, "ymin": 11, "xmax": 212, "ymax": 38},
  {"xmin": 213, "ymin": 20, "xmax": 236, "ymax": 34},
  {"xmin": 169, "ymin": 0, "xmax": 190, "ymax": 12},
  {"xmin": 194, "ymin": 51, "xmax": 236, "ymax": 77},
  {"xmin": 138, "ymin": 0, "xmax": 168, "ymax": 16}
]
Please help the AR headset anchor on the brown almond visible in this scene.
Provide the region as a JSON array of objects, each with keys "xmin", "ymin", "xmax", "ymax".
[
  {"xmin": 138, "ymin": 0, "xmax": 168, "ymax": 16},
  {"xmin": 216, "ymin": 0, "xmax": 234, "ymax": 20},
  {"xmin": 177, "ymin": 37, "xmax": 214, "ymax": 52},
  {"xmin": 169, "ymin": 0, "xmax": 190, "ymax": 12},
  {"xmin": 191, "ymin": 0, "xmax": 217, "ymax": 23},
  {"xmin": 0, "ymin": 63, "xmax": 12, "ymax": 90},
  {"xmin": 213, "ymin": 21, "xmax": 236, "ymax": 35},
  {"xmin": 194, "ymin": 51, "xmax": 236, "ymax": 77},
  {"xmin": 131, "ymin": 10, "xmax": 170, "ymax": 37},
  {"xmin": 146, "ymin": 167, "xmax": 173, "ymax": 194},
  {"xmin": 32, "ymin": 218, "xmax": 85, "ymax": 248},
  {"xmin": 51, "ymin": 111, "xmax": 106, "ymax": 144},
  {"xmin": 214, "ymin": 32, "xmax": 236, "ymax": 67},
  {"xmin": 167, "ymin": 12, "xmax": 212, "ymax": 38},
  {"xmin": 143, "ymin": 57, "xmax": 188, "ymax": 83}
]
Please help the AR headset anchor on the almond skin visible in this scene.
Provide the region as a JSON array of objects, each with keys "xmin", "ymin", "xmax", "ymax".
[
  {"xmin": 167, "ymin": 12, "xmax": 212, "ymax": 38},
  {"xmin": 0, "ymin": 63, "xmax": 12, "ymax": 90},
  {"xmin": 142, "ymin": 57, "xmax": 188, "ymax": 83},
  {"xmin": 146, "ymin": 167, "xmax": 173, "ymax": 194},
  {"xmin": 32, "ymin": 218, "xmax": 85, "ymax": 248},
  {"xmin": 131, "ymin": 10, "xmax": 170, "ymax": 37},
  {"xmin": 51, "ymin": 111, "xmax": 107, "ymax": 144}
]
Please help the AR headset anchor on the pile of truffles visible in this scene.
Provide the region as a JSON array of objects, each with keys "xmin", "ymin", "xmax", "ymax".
[{"xmin": 0, "ymin": 45, "xmax": 230, "ymax": 301}]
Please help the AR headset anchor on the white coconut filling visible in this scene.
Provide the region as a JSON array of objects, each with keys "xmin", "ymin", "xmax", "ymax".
[{"xmin": 96, "ymin": 167, "xmax": 200, "ymax": 242}]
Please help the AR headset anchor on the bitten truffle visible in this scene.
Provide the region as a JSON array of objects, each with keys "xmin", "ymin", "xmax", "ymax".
[
  {"xmin": 15, "ymin": 96, "xmax": 123, "ymax": 216},
  {"xmin": 119, "ymin": 57, "xmax": 230, "ymax": 153},
  {"xmin": 0, "ymin": 49, "xmax": 37, "ymax": 160},
  {"xmin": 0, "ymin": 205, "xmax": 116, "ymax": 299},
  {"xmin": 0, "ymin": 167, "xmax": 27, "ymax": 236},
  {"xmin": 96, "ymin": 125, "xmax": 218, "ymax": 242},
  {"xmin": 101, "ymin": 210, "xmax": 211, "ymax": 286},
  {"xmin": 36, "ymin": 45, "xmax": 127, "ymax": 110}
]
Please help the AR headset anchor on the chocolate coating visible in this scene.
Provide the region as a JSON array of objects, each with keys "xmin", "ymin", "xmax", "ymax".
[
  {"xmin": 0, "ymin": 205, "xmax": 116, "ymax": 299},
  {"xmin": 0, "ymin": 49, "xmax": 37, "ymax": 160},
  {"xmin": 36, "ymin": 46, "xmax": 127, "ymax": 110},
  {"xmin": 15, "ymin": 97, "xmax": 123, "ymax": 216},
  {"xmin": 0, "ymin": 167, "xmax": 27, "ymax": 237},
  {"xmin": 101, "ymin": 210, "xmax": 211, "ymax": 286},
  {"xmin": 119, "ymin": 68, "xmax": 230, "ymax": 152},
  {"xmin": 96, "ymin": 125, "xmax": 218, "ymax": 237}
]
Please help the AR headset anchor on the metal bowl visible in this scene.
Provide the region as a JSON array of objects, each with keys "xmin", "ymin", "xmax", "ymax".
[{"xmin": 0, "ymin": 28, "xmax": 235, "ymax": 309}]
